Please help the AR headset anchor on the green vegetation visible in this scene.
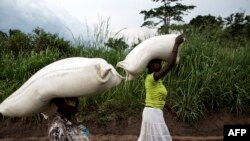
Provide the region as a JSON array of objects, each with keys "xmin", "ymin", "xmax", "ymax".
[
  {"xmin": 0, "ymin": 11, "xmax": 250, "ymax": 125},
  {"xmin": 140, "ymin": 0, "xmax": 195, "ymax": 34}
]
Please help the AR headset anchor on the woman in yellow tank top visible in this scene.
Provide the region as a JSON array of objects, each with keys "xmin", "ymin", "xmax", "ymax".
[{"xmin": 138, "ymin": 35, "xmax": 184, "ymax": 141}]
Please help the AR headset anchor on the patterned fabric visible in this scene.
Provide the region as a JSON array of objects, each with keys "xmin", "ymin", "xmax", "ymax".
[
  {"xmin": 145, "ymin": 73, "xmax": 168, "ymax": 109},
  {"xmin": 48, "ymin": 115, "xmax": 89, "ymax": 141}
]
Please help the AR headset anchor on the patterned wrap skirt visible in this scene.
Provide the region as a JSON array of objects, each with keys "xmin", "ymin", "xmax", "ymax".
[{"xmin": 48, "ymin": 115, "xmax": 89, "ymax": 141}]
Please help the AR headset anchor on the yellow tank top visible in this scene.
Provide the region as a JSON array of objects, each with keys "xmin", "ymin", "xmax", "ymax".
[{"xmin": 145, "ymin": 73, "xmax": 167, "ymax": 109}]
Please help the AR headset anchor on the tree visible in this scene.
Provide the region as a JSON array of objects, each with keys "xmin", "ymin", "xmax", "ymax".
[
  {"xmin": 7, "ymin": 29, "xmax": 31, "ymax": 56},
  {"xmin": 185, "ymin": 15, "xmax": 224, "ymax": 41},
  {"xmin": 224, "ymin": 12, "xmax": 250, "ymax": 39},
  {"xmin": 0, "ymin": 30, "xmax": 8, "ymax": 54},
  {"xmin": 0, "ymin": 27, "xmax": 72, "ymax": 56},
  {"xmin": 140, "ymin": 0, "xmax": 195, "ymax": 34},
  {"xmin": 0, "ymin": 30, "xmax": 8, "ymax": 39},
  {"xmin": 105, "ymin": 37, "xmax": 129, "ymax": 51},
  {"xmin": 189, "ymin": 15, "xmax": 224, "ymax": 31},
  {"xmin": 31, "ymin": 27, "xmax": 70, "ymax": 53}
]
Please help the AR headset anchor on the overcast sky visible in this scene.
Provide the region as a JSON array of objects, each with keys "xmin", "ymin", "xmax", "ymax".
[{"xmin": 0, "ymin": 0, "xmax": 249, "ymax": 43}]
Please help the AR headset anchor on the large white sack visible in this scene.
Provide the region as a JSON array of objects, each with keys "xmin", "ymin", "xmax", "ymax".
[
  {"xmin": 117, "ymin": 34, "xmax": 184, "ymax": 80},
  {"xmin": 0, "ymin": 57, "xmax": 122, "ymax": 117}
]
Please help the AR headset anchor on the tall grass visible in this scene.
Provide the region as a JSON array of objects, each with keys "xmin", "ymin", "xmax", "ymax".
[
  {"xmin": 0, "ymin": 48, "xmax": 62, "ymax": 100},
  {"xmin": 74, "ymin": 30, "xmax": 250, "ymax": 124},
  {"xmin": 0, "ymin": 26, "xmax": 249, "ymax": 124},
  {"xmin": 166, "ymin": 31, "xmax": 250, "ymax": 123}
]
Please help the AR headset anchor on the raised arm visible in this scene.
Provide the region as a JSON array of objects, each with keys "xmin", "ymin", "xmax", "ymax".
[{"xmin": 154, "ymin": 35, "xmax": 184, "ymax": 81}]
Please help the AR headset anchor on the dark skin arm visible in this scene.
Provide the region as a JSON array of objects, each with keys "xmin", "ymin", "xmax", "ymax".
[{"xmin": 154, "ymin": 35, "xmax": 184, "ymax": 81}]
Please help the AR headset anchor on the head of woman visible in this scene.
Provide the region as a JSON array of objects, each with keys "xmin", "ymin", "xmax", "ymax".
[
  {"xmin": 147, "ymin": 59, "xmax": 162, "ymax": 73},
  {"xmin": 51, "ymin": 97, "xmax": 79, "ymax": 118}
]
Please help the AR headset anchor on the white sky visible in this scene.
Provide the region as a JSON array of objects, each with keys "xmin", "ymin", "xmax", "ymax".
[{"xmin": 0, "ymin": 0, "xmax": 249, "ymax": 43}]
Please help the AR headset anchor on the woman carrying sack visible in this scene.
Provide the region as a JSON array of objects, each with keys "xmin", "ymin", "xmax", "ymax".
[
  {"xmin": 48, "ymin": 97, "xmax": 89, "ymax": 141},
  {"xmin": 138, "ymin": 35, "xmax": 184, "ymax": 141}
]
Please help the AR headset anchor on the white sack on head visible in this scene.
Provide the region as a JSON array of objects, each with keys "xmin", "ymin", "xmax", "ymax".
[
  {"xmin": 0, "ymin": 57, "xmax": 122, "ymax": 117},
  {"xmin": 117, "ymin": 34, "xmax": 184, "ymax": 80}
]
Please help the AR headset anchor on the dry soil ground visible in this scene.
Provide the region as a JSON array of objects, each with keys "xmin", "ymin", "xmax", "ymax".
[{"xmin": 0, "ymin": 111, "xmax": 250, "ymax": 141}]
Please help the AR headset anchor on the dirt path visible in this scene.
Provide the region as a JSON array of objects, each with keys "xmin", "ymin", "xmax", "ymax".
[
  {"xmin": 0, "ymin": 135, "xmax": 224, "ymax": 141},
  {"xmin": 0, "ymin": 111, "xmax": 249, "ymax": 141}
]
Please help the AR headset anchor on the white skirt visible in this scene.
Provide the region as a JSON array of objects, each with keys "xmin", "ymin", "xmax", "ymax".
[{"xmin": 138, "ymin": 107, "xmax": 172, "ymax": 141}]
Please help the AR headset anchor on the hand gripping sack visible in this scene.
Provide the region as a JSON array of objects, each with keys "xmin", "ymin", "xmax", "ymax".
[
  {"xmin": 0, "ymin": 57, "xmax": 122, "ymax": 117},
  {"xmin": 117, "ymin": 34, "xmax": 184, "ymax": 80}
]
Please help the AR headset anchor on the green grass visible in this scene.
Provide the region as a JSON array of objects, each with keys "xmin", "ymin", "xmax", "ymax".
[
  {"xmin": 166, "ymin": 32, "xmax": 250, "ymax": 122},
  {"xmin": 0, "ymin": 29, "xmax": 249, "ymax": 124},
  {"xmin": 69, "ymin": 36, "xmax": 249, "ymax": 124}
]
